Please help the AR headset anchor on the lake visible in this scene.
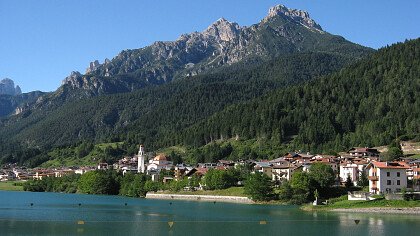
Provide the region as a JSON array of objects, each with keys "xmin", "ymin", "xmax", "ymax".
[{"xmin": 1, "ymin": 191, "xmax": 419, "ymax": 235}]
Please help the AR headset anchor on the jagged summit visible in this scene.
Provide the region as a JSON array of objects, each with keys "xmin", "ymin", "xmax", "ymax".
[
  {"xmin": 0, "ymin": 78, "xmax": 22, "ymax": 96},
  {"xmin": 263, "ymin": 4, "xmax": 322, "ymax": 31},
  {"xmin": 203, "ymin": 17, "xmax": 240, "ymax": 41}
]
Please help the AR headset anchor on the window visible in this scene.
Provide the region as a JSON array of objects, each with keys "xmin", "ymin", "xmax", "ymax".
[
  {"xmin": 397, "ymin": 180, "xmax": 400, "ymax": 185},
  {"xmin": 397, "ymin": 172, "xmax": 400, "ymax": 177},
  {"xmin": 387, "ymin": 180, "xmax": 391, "ymax": 185},
  {"xmin": 387, "ymin": 172, "xmax": 390, "ymax": 177}
]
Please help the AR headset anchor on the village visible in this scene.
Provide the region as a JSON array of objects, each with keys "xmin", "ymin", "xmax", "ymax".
[{"xmin": 1, "ymin": 144, "xmax": 420, "ymax": 198}]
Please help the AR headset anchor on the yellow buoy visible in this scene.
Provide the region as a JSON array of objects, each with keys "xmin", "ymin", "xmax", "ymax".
[
  {"xmin": 168, "ymin": 221, "xmax": 174, "ymax": 228},
  {"xmin": 77, "ymin": 220, "xmax": 85, "ymax": 225}
]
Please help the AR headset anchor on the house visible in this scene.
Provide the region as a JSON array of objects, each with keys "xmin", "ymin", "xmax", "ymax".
[
  {"xmin": 147, "ymin": 154, "xmax": 174, "ymax": 173},
  {"xmin": 340, "ymin": 162, "xmax": 359, "ymax": 185},
  {"xmin": 272, "ymin": 164, "xmax": 297, "ymax": 182},
  {"xmin": 339, "ymin": 159, "xmax": 369, "ymax": 186},
  {"xmin": 198, "ymin": 163, "xmax": 218, "ymax": 169},
  {"xmin": 367, "ymin": 161, "xmax": 410, "ymax": 194},
  {"xmin": 218, "ymin": 160, "xmax": 235, "ymax": 167},
  {"xmin": 311, "ymin": 155, "xmax": 339, "ymax": 173},
  {"xmin": 348, "ymin": 147, "xmax": 380, "ymax": 159},
  {"xmin": 121, "ymin": 166, "xmax": 138, "ymax": 176},
  {"xmin": 269, "ymin": 157, "xmax": 289, "ymax": 166},
  {"xmin": 75, "ymin": 167, "xmax": 95, "ymax": 175},
  {"xmin": 174, "ymin": 164, "xmax": 194, "ymax": 180},
  {"xmin": 253, "ymin": 162, "xmax": 273, "ymax": 178},
  {"xmin": 97, "ymin": 163, "xmax": 109, "ymax": 170}
]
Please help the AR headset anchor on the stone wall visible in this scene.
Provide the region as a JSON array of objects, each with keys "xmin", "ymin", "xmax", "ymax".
[{"xmin": 146, "ymin": 193, "xmax": 253, "ymax": 204}]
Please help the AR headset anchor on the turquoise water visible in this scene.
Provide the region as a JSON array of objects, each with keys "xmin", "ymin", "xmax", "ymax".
[{"xmin": 1, "ymin": 191, "xmax": 419, "ymax": 235}]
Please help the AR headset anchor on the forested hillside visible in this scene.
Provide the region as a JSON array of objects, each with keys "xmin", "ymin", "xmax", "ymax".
[
  {"xmin": 179, "ymin": 39, "xmax": 420, "ymax": 152},
  {"xmin": 0, "ymin": 52, "xmax": 348, "ymax": 154}
]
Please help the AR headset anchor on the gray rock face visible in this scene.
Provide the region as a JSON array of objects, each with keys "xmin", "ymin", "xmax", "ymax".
[
  {"xmin": 203, "ymin": 18, "xmax": 241, "ymax": 42},
  {"xmin": 60, "ymin": 4, "xmax": 369, "ymax": 98},
  {"xmin": 86, "ymin": 60, "xmax": 101, "ymax": 74},
  {"xmin": 263, "ymin": 4, "xmax": 323, "ymax": 31},
  {"xmin": 84, "ymin": 4, "xmax": 327, "ymax": 80},
  {"xmin": 0, "ymin": 78, "xmax": 22, "ymax": 95}
]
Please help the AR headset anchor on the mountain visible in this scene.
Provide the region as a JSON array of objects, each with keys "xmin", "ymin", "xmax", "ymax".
[
  {"xmin": 0, "ymin": 78, "xmax": 42, "ymax": 118},
  {"xmin": 179, "ymin": 39, "xmax": 420, "ymax": 152},
  {"xmin": 56, "ymin": 4, "xmax": 370, "ymax": 100},
  {"xmin": 0, "ymin": 91, "xmax": 45, "ymax": 117},
  {"xmin": 0, "ymin": 4, "xmax": 376, "ymax": 165},
  {"xmin": 0, "ymin": 78, "xmax": 21, "ymax": 96}
]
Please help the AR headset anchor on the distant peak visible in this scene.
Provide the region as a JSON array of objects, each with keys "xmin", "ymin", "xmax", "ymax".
[
  {"xmin": 203, "ymin": 17, "xmax": 240, "ymax": 41},
  {"xmin": 0, "ymin": 78, "xmax": 22, "ymax": 95},
  {"xmin": 208, "ymin": 17, "xmax": 237, "ymax": 28},
  {"xmin": 215, "ymin": 17, "xmax": 228, "ymax": 23},
  {"xmin": 264, "ymin": 4, "xmax": 322, "ymax": 31}
]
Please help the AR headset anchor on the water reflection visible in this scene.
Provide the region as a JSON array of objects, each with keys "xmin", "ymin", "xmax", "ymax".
[{"xmin": 1, "ymin": 191, "xmax": 420, "ymax": 236}]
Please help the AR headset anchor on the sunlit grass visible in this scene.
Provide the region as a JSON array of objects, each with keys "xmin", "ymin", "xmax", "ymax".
[{"xmin": 0, "ymin": 181, "xmax": 24, "ymax": 191}]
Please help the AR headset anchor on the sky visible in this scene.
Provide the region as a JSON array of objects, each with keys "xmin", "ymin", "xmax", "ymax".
[{"xmin": 0, "ymin": 0, "xmax": 419, "ymax": 93}]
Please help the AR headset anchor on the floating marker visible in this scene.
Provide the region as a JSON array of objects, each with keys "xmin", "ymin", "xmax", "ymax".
[
  {"xmin": 77, "ymin": 220, "xmax": 85, "ymax": 225},
  {"xmin": 78, "ymin": 203, "xmax": 81, "ymax": 206},
  {"xmin": 169, "ymin": 202, "xmax": 172, "ymax": 205},
  {"xmin": 213, "ymin": 201, "xmax": 216, "ymax": 204},
  {"xmin": 354, "ymin": 220, "xmax": 360, "ymax": 225},
  {"xmin": 259, "ymin": 221, "xmax": 267, "ymax": 225},
  {"xmin": 125, "ymin": 203, "xmax": 128, "ymax": 206},
  {"xmin": 168, "ymin": 221, "xmax": 174, "ymax": 228},
  {"xmin": 30, "ymin": 203, "xmax": 33, "ymax": 206}
]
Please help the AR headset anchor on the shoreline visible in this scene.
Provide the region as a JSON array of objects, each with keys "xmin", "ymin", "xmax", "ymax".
[
  {"xmin": 146, "ymin": 193, "xmax": 254, "ymax": 204},
  {"xmin": 331, "ymin": 207, "xmax": 420, "ymax": 214}
]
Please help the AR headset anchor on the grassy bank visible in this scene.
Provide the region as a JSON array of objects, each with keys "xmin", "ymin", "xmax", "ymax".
[
  {"xmin": 164, "ymin": 187, "xmax": 246, "ymax": 197},
  {"xmin": 302, "ymin": 195, "xmax": 420, "ymax": 211},
  {"xmin": 0, "ymin": 181, "xmax": 24, "ymax": 191}
]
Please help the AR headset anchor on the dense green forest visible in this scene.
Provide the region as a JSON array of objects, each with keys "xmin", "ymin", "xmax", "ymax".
[
  {"xmin": 179, "ymin": 39, "xmax": 420, "ymax": 153},
  {"xmin": 0, "ymin": 52, "xmax": 351, "ymax": 165}
]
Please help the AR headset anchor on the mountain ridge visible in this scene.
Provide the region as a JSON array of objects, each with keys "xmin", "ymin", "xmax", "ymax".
[{"xmin": 58, "ymin": 4, "xmax": 371, "ymax": 98}]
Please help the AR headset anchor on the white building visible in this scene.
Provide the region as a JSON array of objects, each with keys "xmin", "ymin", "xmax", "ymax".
[
  {"xmin": 339, "ymin": 159, "xmax": 369, "ymax": 186},
  {"xmin": 367, "ymin": 161, "xmax": 409, "ymax": 194},
  {"xmin": 147, "ymin": 154, "xmax": 173, "ymax": 173}
]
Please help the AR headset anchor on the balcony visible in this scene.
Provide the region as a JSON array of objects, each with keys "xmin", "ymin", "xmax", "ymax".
[{"xmin": 368, "ymin": 176, "xmax": 378, "ymax": 181}]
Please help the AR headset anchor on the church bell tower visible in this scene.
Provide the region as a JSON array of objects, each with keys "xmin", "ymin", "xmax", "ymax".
[{"xmin": 137, "ymin": 145, "xmax": 145, "ymax": 173}]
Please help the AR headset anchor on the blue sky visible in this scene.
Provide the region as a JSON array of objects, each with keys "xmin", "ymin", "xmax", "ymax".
[{"xmin": 0, "ymin": 0, "xmax": 419, "ymax": 92}]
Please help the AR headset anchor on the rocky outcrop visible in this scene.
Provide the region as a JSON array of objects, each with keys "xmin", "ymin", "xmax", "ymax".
[
  {"xmin": 85, "ymin": 60, "xmax": 101, "ymax": 74},
  {"xmin": 263, "ymin": 4, "xmax": 323, "ymax": 31},
  {"xmin": 0, "ymin": 78, "xmax": 22, "ymax": 95}
]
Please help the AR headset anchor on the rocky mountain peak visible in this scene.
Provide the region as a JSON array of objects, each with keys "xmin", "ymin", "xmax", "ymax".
[
  {"xmin": 62, "ymin": 71, "xmax": 82, "ymax": 86},
  {"xmin": 203, "ymin": 17, "xmax": 241, "ymax": 41},
  {"xmin": 263, "ymin": 4, "xmax": 322, "ymax": 31},
  {"xmin": 0, "ymin": 78, "xmax": 22, "ymax": 95},
  {"xmin": 86, "ymin": 60, "xmax": 102, "ymax": 74}
]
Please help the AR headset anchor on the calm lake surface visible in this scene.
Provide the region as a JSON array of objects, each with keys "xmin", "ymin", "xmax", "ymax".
[{"xmin": 1, "ymin": 191, "xmax": 419, "ymax": 236}]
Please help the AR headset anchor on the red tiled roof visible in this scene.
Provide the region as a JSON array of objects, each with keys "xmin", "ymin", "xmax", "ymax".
[{"xmin": 371, "ymin": 161, "xmax": 410, "ymax": 169}]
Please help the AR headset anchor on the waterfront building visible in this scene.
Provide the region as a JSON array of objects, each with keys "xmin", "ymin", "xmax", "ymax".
[{"xmin": 367, "ymin": 161, "xmax": 409, "ymax": 194}]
